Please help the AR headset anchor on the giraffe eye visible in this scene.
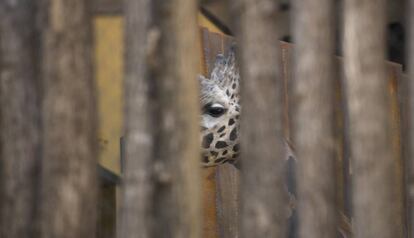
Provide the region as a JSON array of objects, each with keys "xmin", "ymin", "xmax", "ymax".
[{"xmin": 204, "ymin": 103, "xmax": 226, "ymax": 117}]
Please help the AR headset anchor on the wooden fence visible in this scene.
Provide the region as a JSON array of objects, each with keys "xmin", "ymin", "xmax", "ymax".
[{"xmin": 0, "ymin": 0, "xmax": 412, "ymax": 238}]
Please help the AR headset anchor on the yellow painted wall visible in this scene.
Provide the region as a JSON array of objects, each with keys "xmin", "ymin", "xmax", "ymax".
[
  {"xmin": 198, "ymin": 13, "xmax": 222, "ymax": 33},
  {"xmin": 93, "ymin": 16, "xmax": 124, "ymax": 174}
]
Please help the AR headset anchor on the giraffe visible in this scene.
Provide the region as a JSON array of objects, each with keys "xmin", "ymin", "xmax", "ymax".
[
  {"xmin": 197, "ymin": 45, "xmax": 352, "ymax": 238},
  {"xmin": 199, "ymin": 46, "xmax": 241, "ymax": 167}
]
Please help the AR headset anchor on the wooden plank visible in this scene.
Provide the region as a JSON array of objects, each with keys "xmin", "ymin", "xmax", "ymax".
[
  {"xmin": 149, "ymin": 0, "xmax": 202, "ymax": 237},
  {"xmin": 202, "ymin": 28, "xmax": 213, "ymax": 76},
  {"xmin": 216, "ymin": 164, "xmax": 240, "ymax": 238},
  {"xmin": 400, "ymin": 71, "xmax": 412, "ymax": 237},
  {"xmin": 291, "ymin": 2, "xmax": 337, "ymax": 237},
  {"xmin": 387, "ymin": 63, "xmax": 407, "ymax": 237},
  {"xmin": 118, "ymin": 1, "xmax": 154, "ymax": 225},
  {"xmin": 335, "ymin": 58, "xmax": 351, "ymax": 219},
  {"xmin": 281, "ymin": 42, "xmax": 293, "ymax": 141},
  {"xmin": 201, "ymin": 28, "xmax": 227, "ymax": 238},
  {"xmin": 215, "ymin": 34, "xmax": 240, "ymax": 238},
  {"xmin": 0, "ymin": 1, "xmax": 40, "ymax": 237},
  {"xmin": 202, "ymin": 168, "xmax": 219, "ymax": 238},
  {"xmin": 231, "ymin": 0, "xmax": 288, "ymax": 237},
  {"xmin": 38, "ymin": 1, "xmax": 98, "ymax": 237},
  {"xmin": 407, "ymin": 3, "xmax": 414, "ymax": 235},
  {"xmin": 200, "ymin": 27, "xmax": 221, "ymax": 238},
  {"xmin": 120, "ymin": 0, "xmax": 202, "ymax": 237},
  {"xmin": 207, "ymin": 32, "xmax": 224, "ymax": 75},
  {"xmin": 344, "ymin": 1, "xmax": 403, "ymax": 237}
]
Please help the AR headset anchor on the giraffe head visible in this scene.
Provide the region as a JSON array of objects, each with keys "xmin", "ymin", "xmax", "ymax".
[{"xmin": 198, "ymin": 46, "xmax": 240, "ymax": 166}]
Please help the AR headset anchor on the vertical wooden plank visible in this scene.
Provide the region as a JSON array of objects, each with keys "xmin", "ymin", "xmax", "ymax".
[
  {"xmin": 207, "ymin": 32, "xmax": 224, "ymax": 75},
  {"xmin": 121, "ymin": 0, "xmax": 202, "ymax": 237},
  {"xmin": 401, "ymin": 71, "xmax": 412, "ymax": 237},
  {"xmin": 407, "ymin": 0, "xmax": 414, "ymax": 236},
  {"xmin": 335, "ymin": 62, "xmax": 353, "ymax": 235},
  {"xmin": 216, "ymin": 163, "xmax": 240, "ymax": 238},
  {"xmin": 150, "ymin": 0, "xmax": 202, "ymax": 237},
  {"xmin": 279, "ymin": 42, "xmax": 301, "ymax": 238},
  {"xmin": 202, "ymin": 167, "xmax": 219, "ymax": 238},
  {"xmin": 215, "ymin": 35, "xmax": 240, "ymax": 238},
  {"xmin": 281, "ymin": 42, "xmax": 293, "ymax": 141},
  {"xmin": 231, "ymin": 0, "xmax": 288, "ymax": 237},
  {"xmin": 344, "ymin": 1, "xmax": 403, "ymax": 237},
  {"xmin": 202, "ymin": 28, "xmax": 213, "ymax": 75},
  {"xmin": 0, "ymin": 1, "xmax": 40, "ymax": 237},
  {"xmin": 291, "ymin": 1, "xmax": 337, "ymax": 238},
  {"xmin": 387, "ymin": 63, "xmax": 407, "ymax": 237},
  {"xmin": 97, "ymin": 183, "xmax": 117, "ymax": 238},
  {"xmin": 118, "ymin": 0, "xmax": 152, "ymax": 237},
  {"xmin": 200, "ymin": 29, "xmax": 221, "ymax": 238},
  {"xmin": 336, "ymin": 58, "xmax": 352, "ymax": 219},
  {"xmin": 38, "ymin": 0, "xmax": 98, "ymax": 237}
]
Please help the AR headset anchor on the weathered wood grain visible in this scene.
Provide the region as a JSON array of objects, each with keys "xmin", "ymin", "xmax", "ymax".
[
  {"xmin": 231, "ymin": 0, "xmax": 289, "ymax": 237},
  {"xmin": 344, "ymin": 0, "xmax": 403, "ymax": 237},
  {"xmin": 117, "ymin": 0, "xmax": 153, "ymax": 237},
  {"xmin": 291, "ymin": 1, "xmax": 337, "ymax": 237},
  {"xmin": 0, "ymin": 1, "xmax": 40, "ymax": 237},
  {"xmin": 37, "ymin": 1, "xmax": 98, "ymax": 238}
]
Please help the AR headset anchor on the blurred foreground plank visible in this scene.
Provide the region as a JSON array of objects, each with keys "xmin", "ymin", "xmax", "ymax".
[
  {"xmin": 344, "ymin": 1, "xmax": 403, "ymax": 237},
  {"xmin": 38, "ymin": 1, "xmax": 98, "ymax": 237},
  {"xmin": 231, "ymin": 0, "xmax": 289, "ymax": 237},
  {"xmin": 120, "ymin": 0, "xmax": 202, "ymax": 237},
  {"xmin": 291, "ymin": 0, "xmax": 337, "ymax": 238},
  {"xmin": 0, "ymin": 1, "xmax": 40, "ymax": 237}
]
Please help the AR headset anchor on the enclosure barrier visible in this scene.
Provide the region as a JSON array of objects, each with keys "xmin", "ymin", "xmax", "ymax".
[{"xmin": 0, "ymin": 0, "xmax": 411, "ymax": 238}]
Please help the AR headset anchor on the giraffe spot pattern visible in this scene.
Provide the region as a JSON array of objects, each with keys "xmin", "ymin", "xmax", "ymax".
[
  {"xmin": 202, "ymin": 133, "xmax": 214, "ymax": 148},
  {"xmin": 215, "ymin": 141, "xmax": 228, "ymax": 149},
  {"xmin": 217, "ymin": 126, "xmax": 226, "ymax": 133},
  {"xmin": 203, "ymin": 156, "xmax": 209, "ymax": 163},
  {"xmin": 215, "ymin": 157, "xmax": 226, "ymax": 163},
  {"xmin": 230, "ymin": 128, "xmax": 237, "ymax": 141}
]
